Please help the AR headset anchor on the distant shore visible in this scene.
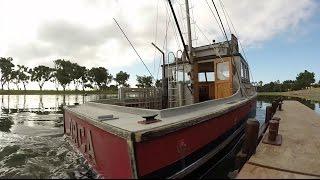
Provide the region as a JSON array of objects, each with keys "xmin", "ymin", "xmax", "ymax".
[
  {"xmin": 0, "ymin": 90, "xmax": 118, "ymax": 95},
  {"xmin": 258, "ymin": 87, "xmax": 320, "ymax": 102}
]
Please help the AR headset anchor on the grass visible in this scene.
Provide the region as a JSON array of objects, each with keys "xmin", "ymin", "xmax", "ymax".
[
  {"xmin": 0, "ymin": 89, "xmax": 118, "ymax": 95},
  {"xmin": 258, "ymin": 87, "xmax": 320, "ymax": 102}
]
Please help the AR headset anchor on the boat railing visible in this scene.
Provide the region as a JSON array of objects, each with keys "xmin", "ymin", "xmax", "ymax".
[{"xmin": 116, "ymin": 87, "xmax": 162, "ymax": 109}]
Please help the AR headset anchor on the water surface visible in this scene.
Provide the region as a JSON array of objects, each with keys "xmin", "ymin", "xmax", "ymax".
[{"xmin": 0, "ymin": 94, "xmax": 318, "ymax": 178}]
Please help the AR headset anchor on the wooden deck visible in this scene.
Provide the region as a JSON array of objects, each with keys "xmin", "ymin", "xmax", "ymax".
[{"xmin": 236, "ymin": 100, "xmax": 320, "ymax": 179}]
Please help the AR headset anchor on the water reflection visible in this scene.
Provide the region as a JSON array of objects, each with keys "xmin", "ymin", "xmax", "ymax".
[{"xmin": 258, "ymin": 95, "xmax": 320, "ymax": 114}]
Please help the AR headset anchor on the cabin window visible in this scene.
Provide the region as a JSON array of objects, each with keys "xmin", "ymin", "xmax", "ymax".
[
  {"xmin": 198, "ymin": 72, "xmax": 215, "ymax": 82},
  {"xmin": 206, "ymin": 72, "xmax": 215, "ymax": 82},
  {"xmin": 199, "ymin": 72, "xmax": 206, "ymax": 82},
  {"xmin": 241, "ymin": 63, "xmax": 244, "ymax": 77},
  {"xmin": 241, "ymin": 62, "xmax": 250, "ymax": 81},
  {"xmin": 216, "ymin": 62, "xmax": 230, "ymax": 80}
]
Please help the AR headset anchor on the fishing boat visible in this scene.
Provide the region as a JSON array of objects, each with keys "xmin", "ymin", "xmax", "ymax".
[{"xmin": 63, "ymin": 0, "xmax": 257, "ymax": 178}]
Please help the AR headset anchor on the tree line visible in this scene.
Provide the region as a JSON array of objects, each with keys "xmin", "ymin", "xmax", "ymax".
[
  {"xmin": 257, "ymin": 70, "xmax": 320, "ymax": 92},
  {"xmin": 0, "ymin": 57, "xmax": 160, "ymax": 91}
]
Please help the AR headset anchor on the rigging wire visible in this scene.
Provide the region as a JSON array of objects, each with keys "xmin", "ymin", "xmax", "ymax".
[
  {"xmin": 211, "ymin": 0, "xmax": 229, "ymax": 43},
  {"xmin": 218, "ymin": 0, "xmax": 254, "ymax": 83},
  {"xmin": 204, "ymin": 0, "xmax": 225, "ymax": 40},
  {"xmin": 211, "ymin": 0, "xmax": 248, "ymax": 96},
  {"xmin": 177, "ymin": 0, "xmax": 187, "ymax": 39},
  {"xmin": 187, "ymin": 1, "xmax": 247, "ymax": 97},
  {"xmin": 113, "ymin": 18, "xmax": 155, "ymax": 80},
  {"xmin": 218, "ymin": 0, "xmax": 232, "ymax": 37},
  {"xmin": 153, "ymin": 0, "xmax": 160, "ymax": 76},
  {"xmin": 167, "ymin": 0, "xmax": 191, "ymax": 63}
]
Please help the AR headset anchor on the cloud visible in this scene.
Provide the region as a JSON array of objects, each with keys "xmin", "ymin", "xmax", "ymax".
[{"xmin": 0, "ymin": 0, "xmax": 317, "ymax": 88}]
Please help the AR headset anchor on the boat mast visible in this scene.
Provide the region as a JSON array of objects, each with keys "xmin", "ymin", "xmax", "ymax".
[
  {"xmin": 185, "ymin": 0, "xmax": 199, "ymax": 103},
  {"xmin": 185, "ymin": 0, "xmax": 193, "ymax": 57}
]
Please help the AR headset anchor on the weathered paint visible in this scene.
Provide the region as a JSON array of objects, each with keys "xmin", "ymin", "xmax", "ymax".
[
  {"xmin": 135, "ymin": 99, "xmax": 256, "ymax": 176},
  {"xmin": 64, "ymin": 111, "xmax": 133, "ymax": 179}
]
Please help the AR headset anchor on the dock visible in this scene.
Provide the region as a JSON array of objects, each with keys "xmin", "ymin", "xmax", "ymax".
[{"xmin": 236, "ymin": 100, "xmax": 320, "ymax": 179}]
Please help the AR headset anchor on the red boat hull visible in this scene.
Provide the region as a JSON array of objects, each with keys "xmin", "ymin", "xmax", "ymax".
[
  {"xmin": 64, "ymin": 112, "xmax": 133, "ymax": 178},
  {"xmin": 64, "ymin": 99, "xmax": 256, "ymax": 178}
]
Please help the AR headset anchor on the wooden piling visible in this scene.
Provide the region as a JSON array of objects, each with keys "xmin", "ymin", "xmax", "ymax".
[
  {"xmin": 237, "ymin": 101, "xmax": 320, "ymax": 179},
  {"xmin": 242, "ymin": 118, "xmax": 260, "ymax": 156},
  {"xmin": 265, "ymin": 106, "xmax": 272, "ymax": 124}
]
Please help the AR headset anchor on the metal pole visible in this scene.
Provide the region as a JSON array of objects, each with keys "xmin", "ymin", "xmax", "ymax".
[
  {"xmin": 151, "ymin": 42, "xmax": 168, "ymax": 109},
  {"xmin": 185, "ymin": 0, "xmax": 193, "ymax": 59},
  {"xmin": 185, "ymin": 0, "xmax": 199, "ymax": 103}
]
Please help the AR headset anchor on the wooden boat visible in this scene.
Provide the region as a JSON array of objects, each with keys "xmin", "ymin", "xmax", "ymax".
[{"xmin": 63, "ymin": 1, "xmax": 257, "ymax": 178}]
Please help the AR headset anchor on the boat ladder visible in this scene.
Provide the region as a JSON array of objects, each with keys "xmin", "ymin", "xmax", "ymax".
[{"xmin": 167, "ymin": 52, "xmax": 178, "ymax": 108}]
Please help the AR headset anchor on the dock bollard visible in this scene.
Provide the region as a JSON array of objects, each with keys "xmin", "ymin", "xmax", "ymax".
[
  {"xmin": 262, "ymin": 119, "xmax": 282, "ymax": 146},
  {"xmin": 268, "ymin": 120, "xmax": 279, "ymax": 141},
  {"xmin": 278, "ymin": 101, "xmax": 283, "ymax": 111},
  {"xmin": 242, "ymin": 118, "xmax": 260, "ymax": 155},
  {"xmin": 265, "ymin": 106, "xmax": 273, "ymax": 124},
  {"xmin": 272, "ymin": 116, "xmax": 281, "ymax": 122},
  {"xmin": 271, "ymin": 101, "xmax": 278, "ymax": 114}
]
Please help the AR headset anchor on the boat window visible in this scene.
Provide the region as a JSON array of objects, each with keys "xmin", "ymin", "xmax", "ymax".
[
  {"xmin": 241, "ymin": 61, "xmax": 250, "ymax": 81},
  {"xmin": 199, "ymin": 72, "xmax": 206, "ymax": 82},
  {"xmin": 198, "ymin": 72, "xmax": 215, "ymax": 82},
  {"xmin": 206, "ymin": 72, "xmax": 215, "ymax": 82},
  {"xmin": 217, "ymin": 62, "xmax": 230, "ymax": 80},
  {"xmin": 241, "ymin": 62, "xmax": 245, "ymax": 78}
]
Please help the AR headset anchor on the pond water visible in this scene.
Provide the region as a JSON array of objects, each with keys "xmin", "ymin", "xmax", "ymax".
[{"xmin": 0, "ymin": 94, "xmax": 319, "ymax": 178}]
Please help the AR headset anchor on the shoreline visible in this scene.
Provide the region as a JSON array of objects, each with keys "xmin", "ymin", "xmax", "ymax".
[
  {"xmin": 258, "ymin": 88, "xmax": 320, "ymax": 102},
  {"xmin": 0, "ymin": 90, "xmax": 117, "ymax": 95}
]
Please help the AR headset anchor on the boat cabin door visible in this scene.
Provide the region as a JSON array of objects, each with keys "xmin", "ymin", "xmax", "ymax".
[{"xmin": 214, "ymin": 58, "xmax": 233, "ymax": 99}]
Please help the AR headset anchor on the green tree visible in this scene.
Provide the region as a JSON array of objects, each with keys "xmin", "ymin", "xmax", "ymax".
[
  {"xmin": 11, "ymin": 70, "xmax": 20, "ymax": 90},
  {"xmin": 114, "ymin": 71, "xmax": 130, "ymax": 87},
  {"xmin": 88, "ymin": 67, "xmax": 113, "ymax": 90},
  {"xmin": 295, "ymin": 70, "xmax": 315, "ymax": 90},
  {"xmin": 155, "ymin": 79, "xmax": 162, "ymax": 88},
  {"xmin": 17, "ymin": 65, "xmax": 30, "ymax": 91},
  {"xmin": 54, "ymin": 59, "xmax": 73, "ymax": 91},
  {"xmin": 50, "ymin": 68, "xmax": 59, "ymax": 91},
  {"xmin": 71, "ymin": 63, "xmax": 86, "ymax": 91},
  {"xmin": 79, "ymin": 67, "xmax": 89, "ymax": 91},
  {"xmin": 0, "ymin": 57, "xmax": 15, "ymax": 90},
  {"xmin": 136, "ymin": 75, "xmax": 153, "ymax": 88},
  {"xmin": 30, "ymin": 65, "xmax": 52, "ymax": 91},
  {"xmin": 282, "ymin": 80, "xmax": 295, "ymax": 91}
]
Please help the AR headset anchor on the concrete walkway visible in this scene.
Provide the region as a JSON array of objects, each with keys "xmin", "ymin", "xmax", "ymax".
[{"xmin": 237, "ymin": 101, "xmax": 320, "ymax": 179}]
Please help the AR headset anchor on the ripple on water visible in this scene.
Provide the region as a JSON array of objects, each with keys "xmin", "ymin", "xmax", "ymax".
[
  {"xmin": 0, "ymin": 133, "xmax": 98, "ymax": 179},
  {"xmin": 0, "ymin": 116, "xmax": 14, "ymax": 132}
]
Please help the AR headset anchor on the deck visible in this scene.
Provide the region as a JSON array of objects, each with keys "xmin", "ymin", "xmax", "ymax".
[{"xmin": 236, "ymin": 100, "xmax": 320, "ymax": 179}]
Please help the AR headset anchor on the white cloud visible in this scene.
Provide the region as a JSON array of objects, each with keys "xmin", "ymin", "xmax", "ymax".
[{"xmin": 0, "ymin": 0, "xmax": 317, "ymax": 89}]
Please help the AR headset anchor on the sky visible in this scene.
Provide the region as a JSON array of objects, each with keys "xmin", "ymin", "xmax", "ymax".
[{"xmin": 0, "ymin": 0, "xmax": 319, "ymax": 90}]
